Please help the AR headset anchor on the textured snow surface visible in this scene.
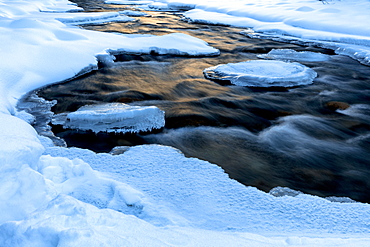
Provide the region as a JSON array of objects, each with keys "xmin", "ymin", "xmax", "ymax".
[
  {"xmin": 1, "ymin": 0, "xmax": 370, "ymax": 246},
  {"xmin": 59, "ymin": 103, "xmax": 165, "ymax": 133},
  {"xmin": 204, "ymin": 60, "xmax": 317, "ymax": 87},
  {"xmin": 43, "ymin": 144, "xmax": 370, "ymax": 236},
  {"xmin": 180, "ymin": 0, "xmax": 370, "ymax": 66}
]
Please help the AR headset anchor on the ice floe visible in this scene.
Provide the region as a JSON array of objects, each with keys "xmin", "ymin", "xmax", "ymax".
[
  {"xmin": 54, "ymin": 103, "xmax": 165, "ymax": 133},
  {"xmin": 119, "ymin": 10, "xmax": 150, "ymax": 17},
  {"xmin": 106, "ymin": 0, "xmax": 154, "ymax": 5},
  {"xmin": 258, "ymin": 49, "xmax": 330, "ymax": 62},
  {"xmin": 204, "ymin": 60, "xmax": 317, "ymax": 87}
]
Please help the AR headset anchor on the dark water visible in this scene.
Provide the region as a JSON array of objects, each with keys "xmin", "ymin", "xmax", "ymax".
[{"xmin": 36, "ymin": 1, "xmax": 370, "ymax": 202}]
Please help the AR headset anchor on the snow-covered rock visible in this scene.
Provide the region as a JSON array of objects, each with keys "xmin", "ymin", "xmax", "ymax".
[
  {"xmin": 204, "ymin": 60, "xmax": 317, "ymax": 87},
  {"xmin": 55, "ymin": 103, "xmax": 165, "ymax": 133}
]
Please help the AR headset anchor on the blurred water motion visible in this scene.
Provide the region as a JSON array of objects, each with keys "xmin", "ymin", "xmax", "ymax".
[{"xmin": 37, "ymin": 2, "xmax": 370, "ymax": 202}]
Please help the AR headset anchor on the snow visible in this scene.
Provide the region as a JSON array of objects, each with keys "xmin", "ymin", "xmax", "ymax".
[
  {"xmin": 54, "ymin": 103, "xmax": 165, "ymax": 133},
  {"xmin": 204, "ymin": 60, "xmax": 317, "ymax": 87},
  {"xmin": 1, "ymin": 0, "xmax": 370, "ymax": 246},
  {"xmin": 179, "ymin": 0, "xmax": 370, "ymax": 66},
  {"xmin": 258, "ymin": 49, "xmax": 330, "ymax": 62},
  {"xmin": 43, "ymin": 144, "xmax": 370, "ymax": 236},
  {"xmin": 106, "ymin": 0, "xmax": 154, "ymax": 5}
]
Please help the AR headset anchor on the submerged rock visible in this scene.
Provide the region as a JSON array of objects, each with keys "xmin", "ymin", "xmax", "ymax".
[{"xmin": 204, "ymin": 60, "xmax": 317, "ymax": 87}]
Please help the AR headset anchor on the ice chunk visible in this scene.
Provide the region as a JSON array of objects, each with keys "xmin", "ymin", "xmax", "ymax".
[
  {"xmin": 147, "ymin": 2, "xmax": 171, "ymax": 10},
  {"xmin": 258, "ymin": 49, "xmax": 330, "ymax": 62},
  {"xmin": 57, "ymin": 103, "xmax": 165, "ymax": 133},
  {"xmin": 325, "ymin": 196, "xmax": 357, "ymax": 203},
  {"xmin": 269, "ymin": 186, "xmax": 302, "ymax": 197},
  {"xmin": 204, "ymin": 60, "xmax": 317, "ymax": 87},
  {"xmin": 119, "ymin": 10, "xmax": 150, "ymax": 17},
  {"xmin": 167, "ymin": 2, "xmax": 197, "ymax": 11},
  {"xmin": 105, "ymin": 0, "xmax": 154, "ymax": 5}
]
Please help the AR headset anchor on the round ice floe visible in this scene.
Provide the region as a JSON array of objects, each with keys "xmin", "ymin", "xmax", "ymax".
[
  {"xmin": 59, "ymin": 103, "xmax": 165, "ymax": 133},
  {"xmin": 258, "ymin": 49, "xmax": 330, "ymax": 62},
  {"xmin": 204, "ymin": 60, "xmax": 317, "ymax": 87}
]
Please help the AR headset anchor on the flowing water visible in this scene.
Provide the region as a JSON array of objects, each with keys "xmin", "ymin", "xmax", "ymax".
[{"xmin": 34, "ymin": 0, "xmax": 370, "ymax": 202}]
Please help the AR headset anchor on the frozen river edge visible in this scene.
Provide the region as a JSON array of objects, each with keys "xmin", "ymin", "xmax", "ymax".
[{"xmin": 1, "ymin": 0, "xmax": 370, "ymax": 246}]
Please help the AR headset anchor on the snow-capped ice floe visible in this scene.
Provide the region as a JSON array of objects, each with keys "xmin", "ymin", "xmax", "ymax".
[
  {"xmin": 204, "ymin": 60, "xmax": 317, "ymax": 87},
  {"xmin": 54, "ymin": 103, "xmax": 165, "ymax": 133},
  {"xmin": 119, "ymin": 10, "xmax": 150, "ymax": 17},
  {"xmin": 108, "ymin": 32, "xmax": 220, "ymax": 56},
  {"xmin": 258, "ymin": 49, "xmax": 330, "ymax": 62},
  {"xmin": 106, "ymin": 0, "xmax": 154, "ymax": 5},
  {"xmin": 140, "ymin": 2, "xmax": 175, "ymax": 12}
]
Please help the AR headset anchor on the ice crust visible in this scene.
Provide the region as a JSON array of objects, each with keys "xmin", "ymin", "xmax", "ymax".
[
  {"xmin": 1, "ymin": 0, "xmax": 370, "ymax": 246},
  {"xmin": 204, "ymin": 60, "xmax": 317, "ymax": 87},
  {"xmin": 59, "ymin": 103, "xmax": 165, "ymax": 133}
]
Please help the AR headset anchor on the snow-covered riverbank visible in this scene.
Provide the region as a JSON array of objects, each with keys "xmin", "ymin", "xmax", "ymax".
[{"xmin": 1, "ymin": 0, "xmax": 370, "ymax": 245}]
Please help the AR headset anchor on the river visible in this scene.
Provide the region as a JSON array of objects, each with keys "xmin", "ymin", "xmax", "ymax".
[{"xmin": 34, "ymin": 0, "xmax": 370, "ymax": 202}]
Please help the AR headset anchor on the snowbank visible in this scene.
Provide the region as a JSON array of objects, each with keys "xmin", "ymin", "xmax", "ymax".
[
  {"xmin": 147, "ymin": 0, "xmax": 370, "ymax": 66},
  {"xmin": 1, "ymin": 0, "xmax": 370, "ymax": 246}
]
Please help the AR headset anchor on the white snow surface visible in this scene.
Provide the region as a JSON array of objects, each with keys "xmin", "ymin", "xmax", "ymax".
[
  {"xmin": 204, "ymin": 60, "xmax": 317, "ymax": 87},
  {"xmin": 59, "ymin": 103, "xmax": 165, "ymax": 133},
  {"xmin": 1, "ymin": 0, "xmax": 370, "ymax": 246}
]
